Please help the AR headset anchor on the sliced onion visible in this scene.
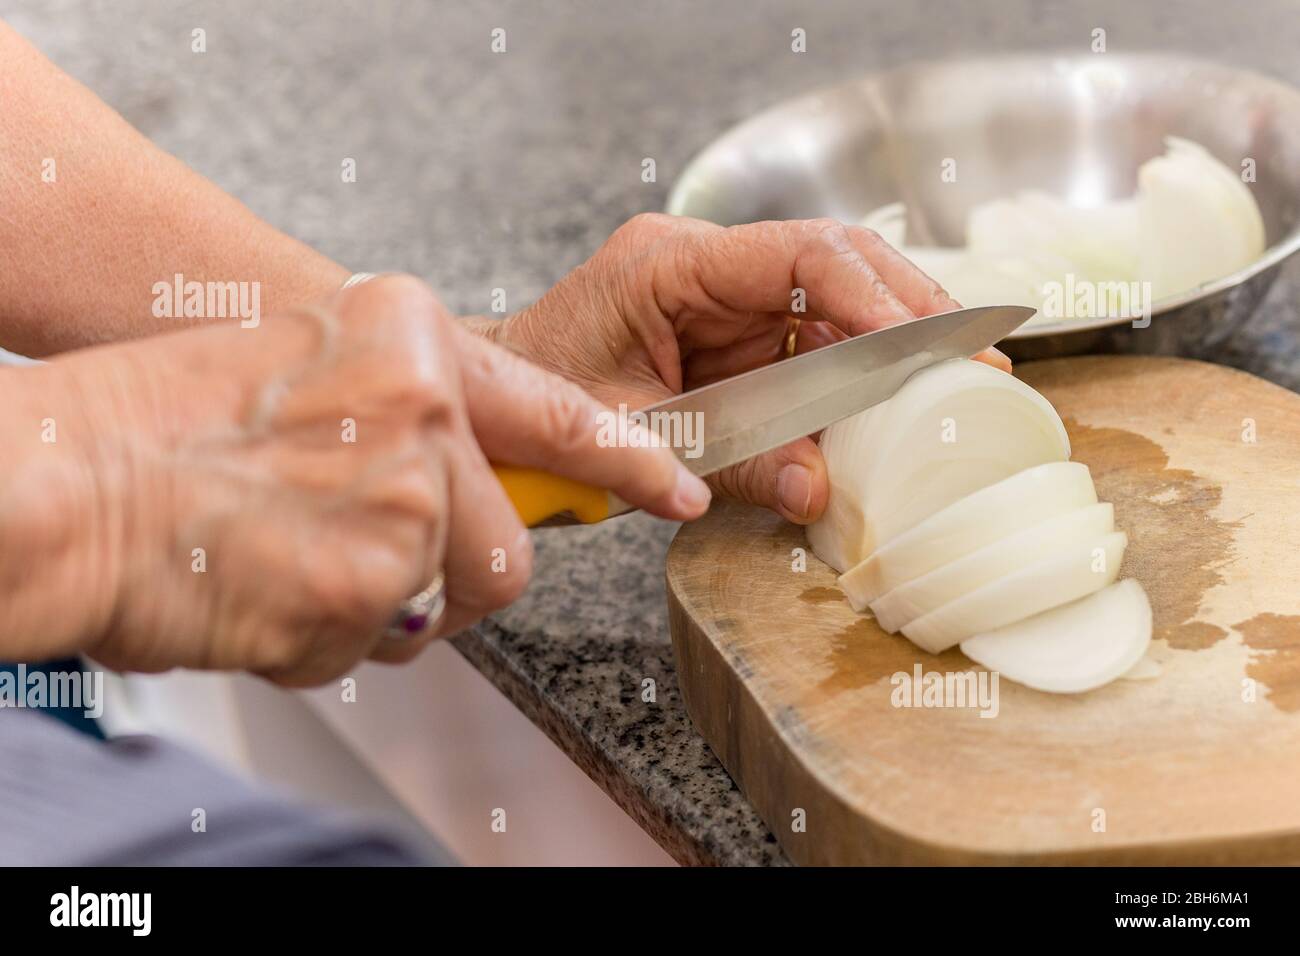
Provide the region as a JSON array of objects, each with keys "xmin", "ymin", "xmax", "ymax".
[
  {"xmin": 806, "ymin": 359, "xmax": 1070, "ymax": 574},
  {"xmin": 858, "ymin": 135, "xmax": 1266, "ymax": 322},
  {"xmin": 1136, "ymin": 137, "xmax": 1266, "ymax": 299},
  {"xmin": 869, "ymin": 502, "xmax": 1115, "ymax": 633},
  {"xmin": 901, "ymin": 531, "xmax": 1127, "ymax": 654},
  {"xmin": 837, "ymin": 461, "xmax": 1096, "ymax": 611},
  {"xmin": 967, "ymin": 191, "xmax": 1139, "ymax": 283},
  {"xmin": 960, "ymin": 579, "xmax": 1152, "ymax": 694}
]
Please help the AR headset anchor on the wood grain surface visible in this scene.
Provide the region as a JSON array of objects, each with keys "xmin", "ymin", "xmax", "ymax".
[{"xmin": 667, "ymin": 356, "xmax": 1300, "ymax": 865}]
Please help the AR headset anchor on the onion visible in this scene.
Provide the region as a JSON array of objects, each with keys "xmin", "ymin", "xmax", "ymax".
[
  {"xmin": 900, "ymin": 531, "xmax": 1126, "ymax": 654},
  {"xmin": 837, "ymin": 461, "xmax": 1097, "ymax": 611},
  {"xmin": 967, "ymin": 192, "xmax": 1139, "ymax": 283},
  {"xmin": 806, "ymin": 359, "xmax": 1070, "ymax": 574},
  {"xmin": 860, "ymin": 136, "xmax": 1266, "ymax": 323},
  {"xmin": 959, "ymin": 580, "xmax": 1152, "ymax": 693},
  {"xmin": 1136, "ymin": 137, "xmax": 1267, "ymax": 299},
  {"xmin": 869, "ymin": 502, "xmax": 1115, "ymax": 633},
  {"xmin": 813, "ymin": 361, "xmax": 1152, "ymax": 692}
]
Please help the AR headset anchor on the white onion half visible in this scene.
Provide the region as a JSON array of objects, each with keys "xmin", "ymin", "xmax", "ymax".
[
  {"xmin": 837, "ymin": 460, "xmax": 1097, "ymax": 611},
  {"xmin": 869, "ymin": 502, "xmax": 1115, "ymax": 633},
  {"xmin": 960, "ymin": 579, "xmax": 1152, "ymax": 693},
  {"xmin": 806, "ymin": 359, "xmax": 1070, "ymax": 574},
  {"xmin": 901, "ymin": 531, "xmax": 1127, "ymax": 654}
]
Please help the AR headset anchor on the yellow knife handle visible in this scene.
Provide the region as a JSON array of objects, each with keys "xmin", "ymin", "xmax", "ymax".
[{"xmin": 493, "ymin": 466, "xmax": 611, "ymax": 527}]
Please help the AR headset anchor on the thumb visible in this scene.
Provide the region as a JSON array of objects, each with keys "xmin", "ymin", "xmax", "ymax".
[{"xmin": 707, "ymin": 437, "xmax": 828, "ymax": 525}]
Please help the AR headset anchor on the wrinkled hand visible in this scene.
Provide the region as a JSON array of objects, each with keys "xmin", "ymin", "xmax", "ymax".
[
  {"xmin": 490, "ymin": 214, "xmax": 1011, "ymax": 524},
  {"xmin": 3, "ymin": 276, "xmax": 708, "ymax": 685}
]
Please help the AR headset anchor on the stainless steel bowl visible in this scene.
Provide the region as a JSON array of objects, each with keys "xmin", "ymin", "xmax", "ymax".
[{"xmin": 666, "ymin": 53, "xmax": 1300, "ymax": 361}]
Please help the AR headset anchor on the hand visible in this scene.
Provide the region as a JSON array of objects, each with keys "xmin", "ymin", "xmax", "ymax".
[
  {"xmin": 487, "ymin": 214, "xmax": 1011, "ymax": 524},
  {"xmin": 0, "ymin": 276, "xmax": 709, "ymax": 685}
]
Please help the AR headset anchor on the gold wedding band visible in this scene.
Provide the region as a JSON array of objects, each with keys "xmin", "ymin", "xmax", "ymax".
[{"xmin": 783, "ymin": 316, "xmax": 801, "ymax": 359}]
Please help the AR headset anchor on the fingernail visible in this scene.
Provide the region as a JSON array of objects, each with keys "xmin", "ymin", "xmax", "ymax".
[
  {"xmin": 989, "ymin": 346, "xmax": 1012, "ymax": 370},
  {"xmin": 776, "ymin": 464, "xmax": 813, "ymax": 520},
  {"xmin": 674, "ymin": 468, "xmax": 712, "ymax": 515}
]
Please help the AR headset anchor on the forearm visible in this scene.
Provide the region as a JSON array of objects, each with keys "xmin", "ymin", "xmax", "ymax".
[{"xmin": 0, "ymin": 21, "xmax": 348, "ymax": 357}]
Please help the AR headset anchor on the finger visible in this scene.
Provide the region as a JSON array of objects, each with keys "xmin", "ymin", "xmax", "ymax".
[
  {"xmin": 357, "ymin": 391, "xmax": 533, "ymax": 651},
  {"xmin": 842, "ymin": 227, "xmax": 1013, "ymax": 372},
  {"xmin": 796, "ymin": 320, "xmax": 849, "ymax": 353},
  {"xmin": 451, "ymin": 324, "xmax": 711, "ymax": 522},
  {"xmin": 974, "ymin": 346, "xmax": 1013, "ymax": 372},
  {"xmin": 658, "ymin": 218, "xmax": 917, "ymax": 345},
  {"xmin": 258, "ymin": 492, "xmax": 446, "ymax": 686},
  {"xmin": 678, "ymin": 317, "xmax": 843, "ymax": 388},
  {"xmin": 433, "ymin": 446, "xmax": 533, "ymax": 637},
  {"xmin": 707, "ymin": 436, "xmax": 828, "ymax": 524},
  {"xmin": 844, "ymin": 225, "xmax": 962, "ymax": 317},
  {"xmin": 683, "ymin": 323, "xmax": 786, "ymax": 384}
]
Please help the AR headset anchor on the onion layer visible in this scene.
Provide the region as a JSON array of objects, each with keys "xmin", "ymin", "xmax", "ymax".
[
  {"xmin": 807, "ymin": 359, "xmax": 1070, "ymax": 574},
  {"xmin": 900, "ymin": 531, "xmax": 1126, "ymax": 654},
  {"xmin": 870, "ymin": 502, "xmax": 1115, "ymax": 633},
  {"xmin": 837, "ymin": 461, "xmax": 1097, "ymax": 611},
  {"xmin": 960, "ymin": 580, "xmax": 1152, "ymax": 693}
]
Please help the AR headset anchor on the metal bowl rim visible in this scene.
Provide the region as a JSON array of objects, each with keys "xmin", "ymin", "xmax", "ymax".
[{"xmin": 665, "ymin": 50, "xmax": 1300, "ymax": 340}]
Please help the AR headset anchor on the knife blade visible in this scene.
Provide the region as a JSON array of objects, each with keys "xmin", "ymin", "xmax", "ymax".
[
  {"xmin": 494, "ymin": 304, "xmax": 1034, "ymax": 525},
  {"xmin": 649, "ymin": 304, "xmax": 1035, "ymax": 477}
]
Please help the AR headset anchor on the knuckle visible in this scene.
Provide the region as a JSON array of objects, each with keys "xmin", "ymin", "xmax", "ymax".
[
  {"xmin": 803, "ymin": 217, "xmax": 851, "ymax": 244},
  {"xmin": 610, "ymin": 213, "xmax": 683, "ymax": 259},
  {"xmin": 479, "ymin": 538, "xmax": 534, "ymax": 608},
  {"xmin": 852, "ymin": 225, "xmax": 885, "ymax": 248},
  {"xmin": 540, "ymin": 384, "xmax": 595, "ymax": 458},
  {"xmin": 711, "ymin": 457, "xmax": 763, "ymax": 505},
  {"xmin": 303, "ymin": 554, "xmax": 391, "ymax": 631},
  {"xmin": 340, "ymin": 273, "xmax": 452, "ymax": 358},
  {"xmin": 345, "ymin": 273, "xmax": 438, "ymax": 313},
  {"xmin": 623, "ymin": 212, "xmax": 676, "ymax": 237}
]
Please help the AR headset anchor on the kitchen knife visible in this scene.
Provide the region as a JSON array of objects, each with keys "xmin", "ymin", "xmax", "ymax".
[{"xmin": 494, "ymin": 304, "xmax": 1035, "ymax": 526}]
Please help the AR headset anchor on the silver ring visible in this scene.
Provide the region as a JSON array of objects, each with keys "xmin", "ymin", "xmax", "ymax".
[
  {"xmin": 341, "ymin": 271, "xmax": 379, "ymax": 289},
  {"xmin": 385, "ymin": 572, "xmax": 446, "ymax": 641}
]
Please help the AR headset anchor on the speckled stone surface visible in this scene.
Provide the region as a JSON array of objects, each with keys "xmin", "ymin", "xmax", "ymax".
[{"xmin": 11, "ymin": 0, "xmax": 1297, "ymax": 865}]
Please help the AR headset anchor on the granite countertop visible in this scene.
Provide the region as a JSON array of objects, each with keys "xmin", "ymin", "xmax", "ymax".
[{"xmin": 13, "ymin": 0, "xmax": 1299, "ymax": 865}]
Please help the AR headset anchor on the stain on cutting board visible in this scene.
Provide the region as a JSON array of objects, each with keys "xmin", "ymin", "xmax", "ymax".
[
  {"xmin": 817, "ymin": 617, "xmax": 967, "ymax": 696},
  {"xmin": 798, "ymin": 586, "xmax": 843, "ymax": 605},
  {"xmin": 1066, "ymin": 419, "xmax": 1239, "ymax": 651},
  {"xmin": 1237, "ymin": 613, "xmax": 1300, "ymax": 713}
]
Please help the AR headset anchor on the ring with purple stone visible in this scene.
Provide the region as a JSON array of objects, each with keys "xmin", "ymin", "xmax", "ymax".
[{"xmin": 384, "ymin": 572, "xmax": 446, "ymax": 641}]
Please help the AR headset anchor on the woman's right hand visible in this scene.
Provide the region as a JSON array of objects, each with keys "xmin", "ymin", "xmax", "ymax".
[{"xmin": 0, "ymin": 275, "xmax": 710, "ymax": 686}]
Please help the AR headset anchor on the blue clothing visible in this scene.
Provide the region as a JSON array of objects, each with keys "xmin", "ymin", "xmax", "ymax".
[
  {"xmin": 0, "ymin": 707, "xmax": 445, "ymax": 865},
  {"xmin": 0, "ymin": 658, "xmax": 103, "ymax": 739}
]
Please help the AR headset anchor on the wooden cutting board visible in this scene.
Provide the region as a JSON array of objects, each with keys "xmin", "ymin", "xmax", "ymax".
[{"xmin": 667, "ymin": 355, "xmax": 1300, "ymax": 865}]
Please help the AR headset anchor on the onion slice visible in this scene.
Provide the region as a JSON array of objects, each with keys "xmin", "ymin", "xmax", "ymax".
[
  {"xmin": 807, "ymin": 359, "xmax": 1070, "ymax": 574},
  {"xmin": 901, "ymin": 531, "xmax": 1127, "ymax": 654},
  {"xmin": 859, "ymin": 136, "xmax": 1266, "ymax": 324},
  {"xmin": 1137, "ymin": 137, "xmax": 1266, "ymax": 299},
  {"xmin": 869, "ymin": 502, "xmax": 1115, "ymax": 633},
  {"xmin": 837, "ymin": 461, "xmax": 1097, "ymax": 611},
  {"xmin": 960, "ymin": 580, "xmax": 1152, "ymax": 694}
]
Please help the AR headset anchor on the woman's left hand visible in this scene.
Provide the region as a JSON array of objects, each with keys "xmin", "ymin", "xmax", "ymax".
[{"xmin": 482, "ymin": 214, "xmax": 1011, "ymax": 525}]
